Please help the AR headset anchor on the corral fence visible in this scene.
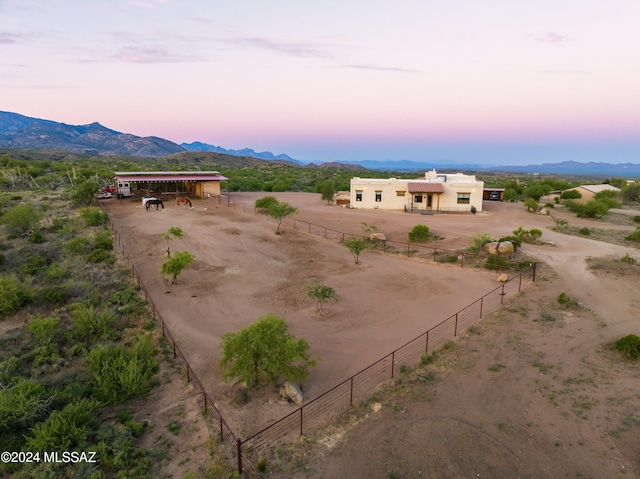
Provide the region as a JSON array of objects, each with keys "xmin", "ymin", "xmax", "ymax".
[
  {"xmin": 238, "ymin": 266, "xmax": 534, "ymax": 465},
  {"xmin": 103, "ymin": 216, "xmax": 244, "ymax": 473},
  {"xmin": 100, "ymin": 197, "xmax": 536, "ymax": 474},
  {"xmin": 217, "ymin": 195, "xmax": 533, "ymax": 274}
]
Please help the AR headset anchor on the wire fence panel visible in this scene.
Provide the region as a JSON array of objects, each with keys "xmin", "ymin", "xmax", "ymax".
[
  {"xmin": 102, "ymin": 201, "xmax": 535, "ymax": 475},
  {"xmin": 393, "ymin": 333, "xmax": 430, "ymax": 369},
  {"xmin": 426, "ymin": 318, "xmax": 457, "ymax": 353}
]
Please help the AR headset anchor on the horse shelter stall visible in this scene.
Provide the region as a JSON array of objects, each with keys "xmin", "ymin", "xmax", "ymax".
[{"xmin": 113, "ymin": 171, "xmax": 229, "ymax": 199}]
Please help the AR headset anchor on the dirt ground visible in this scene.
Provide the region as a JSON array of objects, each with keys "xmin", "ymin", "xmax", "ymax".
[{"xmin": 101, "ymin": 193, "xmax": 640, "ymax": 479}]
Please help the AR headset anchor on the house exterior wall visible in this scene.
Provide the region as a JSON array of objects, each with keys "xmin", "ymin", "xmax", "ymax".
[{"xmin": 349, "ymin": 170, "xmax": 484, "ymax": 213}]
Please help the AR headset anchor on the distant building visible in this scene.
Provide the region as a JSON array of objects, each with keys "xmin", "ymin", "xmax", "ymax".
[
  {"xmin": 349, "ymin": 169, "xmax": 484, "ymax": 213},
  {"xmin": 554, "ymin": 184, "xmax": 621, "ymax": 204}
]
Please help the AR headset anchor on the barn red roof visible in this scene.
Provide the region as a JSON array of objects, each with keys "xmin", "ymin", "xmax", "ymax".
[
  {"xmin": 115, "ymin": 174, "xmax": 228, "ymax": 182},
  {"xmin": 407, "ymin": 182, "xmax": 444, "ymax": 193}
]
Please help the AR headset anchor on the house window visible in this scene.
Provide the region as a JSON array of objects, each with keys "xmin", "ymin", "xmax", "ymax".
[
  {"xmin": 356, "ymin": 190, "xmax": 363, "ymax": 201},
  {"xmin": 375, "ymin": 191, "xmax": 382, "ymax": 202},
  {"xmin": 457, "ymin": 193, "xmax": 471, "ymax": 204},
  {"xmin": 396, "ymin": 190, "xmax": 406, "ymax": 197},
  {"xmin": 414, "ymin": 194, "xmax": 423, "ymax": 203}
]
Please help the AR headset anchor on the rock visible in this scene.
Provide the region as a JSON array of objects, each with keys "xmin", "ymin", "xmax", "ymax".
[
  {"xmin": 232, "ymin": 387, "xmax": 249, "ymax": 405},
  {"xmin": 497, "ymin": 273, "xmax": 508, "ymax": 282},
  {"xmin": 279, "ymin": 381, "xmax": 304, "ymax": 405},
  {"xmin": 370, "ymin": 232, "xmax": 386, "ymax": 242},
  {"xmin": 484, "ymin": 241, "xmax": 514, "ymax": 258},
  {"xmin": 539, "ymin": 208, "xmax": 549, "ymax": 215}
]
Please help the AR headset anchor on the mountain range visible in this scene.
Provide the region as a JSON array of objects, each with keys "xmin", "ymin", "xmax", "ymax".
[{"xmin": 1, "ymin": 111, "xmax": 639, "ymax": 177}]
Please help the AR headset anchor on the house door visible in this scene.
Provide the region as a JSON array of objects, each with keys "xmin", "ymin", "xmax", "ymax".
[{"xmin": 427, "ymin": 194, "xmax": 433, "ymax": 208}]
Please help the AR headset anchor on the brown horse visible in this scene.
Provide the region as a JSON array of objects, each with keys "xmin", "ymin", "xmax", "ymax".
[{"xmin": 176, "ymin": 196, "xmax": 192, "ymax": 207}]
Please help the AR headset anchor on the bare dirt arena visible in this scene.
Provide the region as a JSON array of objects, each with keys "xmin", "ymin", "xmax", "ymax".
[{"xmin": 102, "ymin": 193, "xmax": 640, "ymax": 479}]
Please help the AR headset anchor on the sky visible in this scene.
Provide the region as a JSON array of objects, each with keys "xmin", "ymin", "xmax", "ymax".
[{"xmin": 1, "ymin": 0, "xmax": 640, "ymax": 166}]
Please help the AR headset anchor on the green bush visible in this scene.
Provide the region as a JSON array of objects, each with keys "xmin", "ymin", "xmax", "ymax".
[
  {"xmin": 621, "ymin": 253, "xmax": 637, "ymax": 264},
  {"xmin": 485, "ymin": 254, "xmax": 510, "ymax": 270},
  {"xmin": 28, "ymin": 229, "xmax": 46, "ymax": 244},
  {"xmin": 625, "ymin": 227, "xmax": 640, "ymax": 242},
  {"xmin": 408, "ymin": 224, "xmax": 431, "ymax": 243},
  {"xmin": 80, "ymin": 207, "xmax": 109, "ymax": 226},
  {"xmin": 633, "ymin": 216, "xmax": 640, "ymax": 224},
  {"xmin": 66, "ymin": 237, "xmax": 90, "ymax": 255},
  {"xmin": 88, "ymin": 249, "xmax": 114, "ymax": 264},
  {"xmin": 578, "ymin": 227, "xmax": 591, "ymax": 236},
  {"xmin": 93, "ymin": 230, "xmax": 113, "ymax": 251},
  {"xmin": 614, "ymin": 334, "xmax": 640, "ymax": 360},
  {"xmin": 0, "ymin": 275, "xmax": 32, "ymax": 316},
  {"xmin": 26, "ymin": 398, "xmax": 97, "ymax": 451},
  {"xmin": 40, "ymin": 285, "xmax": 69, "ymax": 305},
  {"xmin": 72, "ymin": 303, "xmax": 117, "ymax": 343},
  {"xmin": 1, "ymin": 204, "xmax": 41, "ymax": 236},
  {"xmin": 468, "ymin": 233, "xmax": 493, "ymax": 252},
  {"xmin": 88, "ymin": 336, "xmax": 158, "ymax": 405},
  {"xmin": 0, "ymin": 379, "xmax": 52, "ymax": 433}
]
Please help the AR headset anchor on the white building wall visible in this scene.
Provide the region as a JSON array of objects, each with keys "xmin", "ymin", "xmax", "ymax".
[{"xmin": 349, "ymin": 171, "xmax": 484, "ymax": 212}]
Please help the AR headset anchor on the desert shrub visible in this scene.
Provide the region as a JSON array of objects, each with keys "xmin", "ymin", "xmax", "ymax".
[
  {"xmin": 71, "ymin": 179, "xmax": 100, "ymax": 206},
  {"xmin": 45, "ymin": 264, "xmax": 69, "ymax": 280},
  {"xmin": 344, "ymin": 237, "xmax": 367, "ymax": 264},
  {"xmin": 578, "ymin": 227, "xmax": 591, "ymax": 236},
  {"xmin": 544, "ymin": 202, "xmax": 554, "ymax": 208},
  {"xmin": 558, "ymin": 292, "xmax": 580, "ymax": 308},
  {"xmin": 28, "ymin": 229, "xmax": 46, "ymax": 244},
  {"xmin": 0, "ymin": 274, "xmax": 32, "ymax": 315},
  {"xmin": 468, "ymin": 233, "xmax": 493, "ymax": 252},
  {"xmin": 27, "ymin": 315, "xmax": 60, "ymax": 365},
  {"xmin": 88, "ymin": 336, "xmax": 158, "ymax": 405},
  {"xmin": 66, "ymin": 237, "xmax": 90, "ymax": 255},
  {"xmin": 0, "ymin": 379, "xmax": 53, "ymax": 434},
  {"xmin": 621, "ymin": 253, "xmax": 637, "ymax": 264},
  {"xmin": 512, "ymin": 226, "xmax": 542, "ymax": 244},
  {"xmin": 523, "ymin": 198, "xmax": 539, "ymax": 212},
  {"xmin": 80, "ymin": 207, "xmax": 109, "ymax": 226},
  {"xmin": 1, "ymin": 203, "xmax": 41, "ymax": 236},
  {"xmin": 40, "ymin": 285, "xmax": 69, "ymax": 305},
  {"xmin": 72, "ymin": 303, "xmax": 118, "ymax": 343},
  {"xmin": 408, "ymin": 224, "xmax": 431, "ymax": 243},
  {"xmin": 625, "ymin": 227, "xmax": 640, "ymax": 242},
  {"xmin": 21, "ymin": 252, "xmax": 49, "ymax": 275},
  {"xmin": 93, "ymin": 230, "xmax": 113, "ymax": 251},
  {"xmin": 94, "ymin": 422, "xmax": 152, "ymax": 473},
  {"xmin": 614, "ymin": 334, "xmax": 640, "ymax": 360},
  {"xmin": 552, "ymin": 217, "xmax": 568, "ymax": 230},
  {"xmin": 88, "ymin": 248, "xmax": 114, "ymax": 264},
  {"xmin": 26, "ymin": 398, "xmax": 97, "ymax": 451},
  {"xmin": 571, "ymin": 200, "xmax": 611, "ymax": 218},
  {"xmin": 633, "ymin": 216, "xmax": 640, "ymax": 224}
]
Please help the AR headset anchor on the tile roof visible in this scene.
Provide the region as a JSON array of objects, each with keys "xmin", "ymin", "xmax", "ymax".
[{"xmin": 407, "ymin": 182, "xmax": 445, "ymax": 193}]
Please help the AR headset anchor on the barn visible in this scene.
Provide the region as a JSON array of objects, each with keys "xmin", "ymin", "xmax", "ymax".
[{"xmin": 113, "ymin": 171, "xmax": 229, "ymax": 199}]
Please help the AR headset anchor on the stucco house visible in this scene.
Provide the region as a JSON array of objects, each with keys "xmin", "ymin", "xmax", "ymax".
[
  {"xmin": 551, "ymin": 184, "xmax": 621, "ymax": 204},
  {"xmin": 349, "ymin": 169, "xmax": 484, "ymax": 213}
]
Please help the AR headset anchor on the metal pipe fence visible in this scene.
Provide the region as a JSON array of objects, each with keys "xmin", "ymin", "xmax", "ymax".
[{"xmin": 101, "ymin": 198, "xmax": 535, "ymax": 474}]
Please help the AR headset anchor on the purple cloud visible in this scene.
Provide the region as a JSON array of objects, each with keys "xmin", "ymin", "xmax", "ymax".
[
  {"xmin": 0, "ymin": 32, "xmax": 19, "ymax": 44},
  {"xmin": 343, "ymin": 63, "xmax": 420, "ymax": 74},
  {"xmin": 105, "ymin": 45, "xmax": 197, "ymax": 63},
  {"xmin": 230, "ymin": 36, "xmax": 331, "ymax": 59},
  {"xmin": 536, "ymin": 32, "xmax": 569, "ymax": 44}
]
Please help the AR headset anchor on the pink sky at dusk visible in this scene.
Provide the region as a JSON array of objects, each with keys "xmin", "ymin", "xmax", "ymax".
[{"xmin": 1, "ymin": 0, "xmax": 639, "ymax": 165}]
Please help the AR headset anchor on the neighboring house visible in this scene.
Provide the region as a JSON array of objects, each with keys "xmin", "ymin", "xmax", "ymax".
[
  {"xmin": 556, "ymin": 184, "xmax": 621, "ymax": 204},
  {"xmin": 349, "ymin": 169, "xmax": 484, "ymax": 213}
]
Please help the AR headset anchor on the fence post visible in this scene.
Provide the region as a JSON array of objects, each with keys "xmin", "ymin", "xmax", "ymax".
[
  {"xmin": 500, "ymin": 284, "xmax": 505, "ymax": 304},
  {"xmin": 519, "ymin": 271, "xmax": 523, "ymax": 291},
  {"xmin": 237, "ymin": 439, "xmax": 242, "ymax": 474},
  {"xmin": 391, "ymin": 351, "xmax": 395, "ymax": 379},
  {"xmin": 461, "ymin": 253, "xmax": 464, "ymax": 268},
  {"xmin": 454, "ymin": 312, "xmax": 459, "ymax": 337},
  {"xmin": 532, "ymin": 262, "xmax": 537, "ymax": 282},
  {"xmin": 479, "ymin": 297, "xmax": 483, "ymax": 318},
  {"xmin": 425, "ymin": 330, "xmax": 429, "ymax": 354},
  {"xmin": 300, "ymin": 408, "xmax": 303, "ymax": 436}
]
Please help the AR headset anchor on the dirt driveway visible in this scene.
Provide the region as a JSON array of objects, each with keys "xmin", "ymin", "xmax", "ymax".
[{"xmin": 102, "ymin": 193, "xmax": 640, "ymax": 478}]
